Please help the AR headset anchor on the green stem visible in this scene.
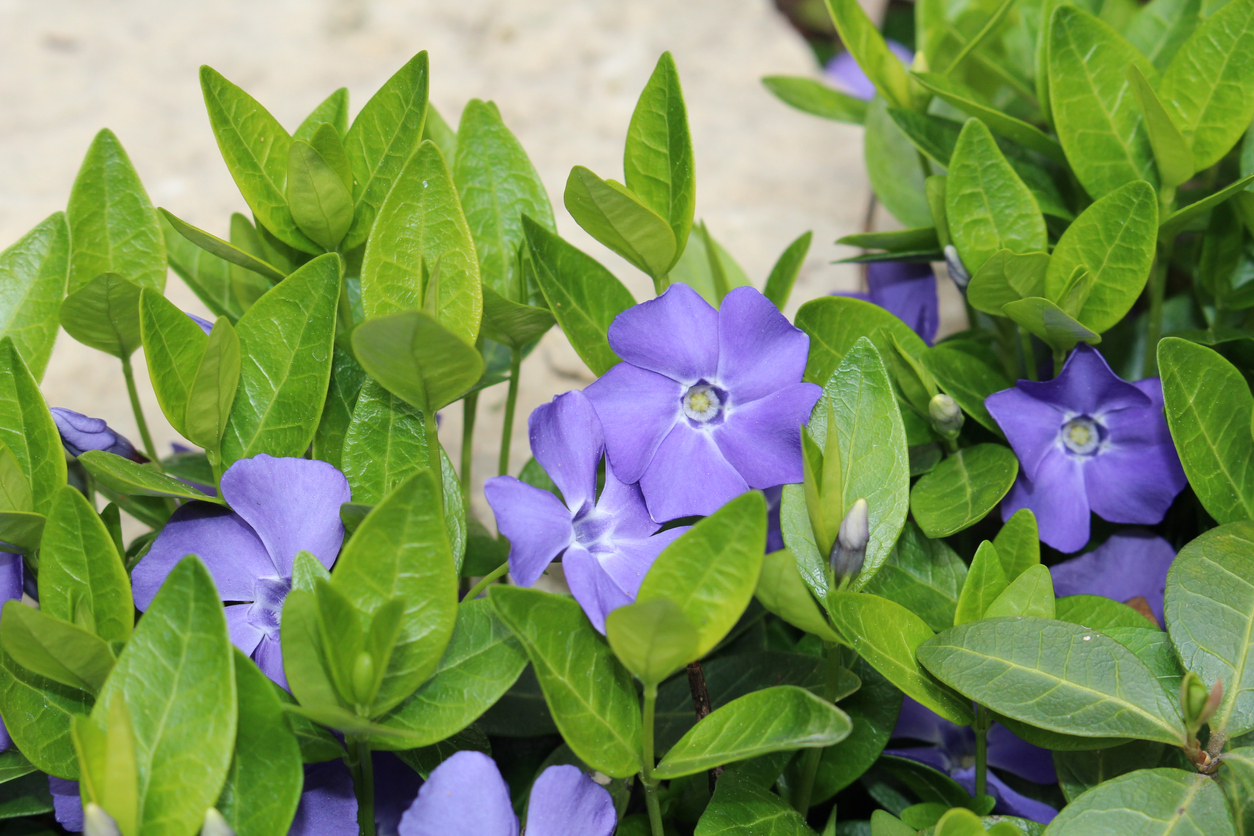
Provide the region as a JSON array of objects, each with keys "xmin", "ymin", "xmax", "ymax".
[
  {"xmin": 1052, "ymin": 348, "xmax": 1066, "ymax": 378},
  {"xmin": 460, "ymin": 391, "xmax": 479, "ymax": 507},
  {"xmin": 121, "ymin": 356, "xmax": 160, "ymax": 465},
  {"xmin": 426, "ymin": 413, "xmax": 445, "ymax": 519},
  {"xmin": 346, "ymin": 736, "xmax": 375, "ymax": 836},
  {"xmin": 1144, "ymin": 250, "xmax": 1171, "ymax": 377},
  {"xmin": 641, "ymin": 683, "xmax": 665, "ymax": 836},
  {"xmin": 463, "ymin": 560, "xmax": 509, "ymax": 602},
  {"xmin": 792, "ymin": 642, "xmax": 843, "ymax": 812},
  {"xmin": 498, "ymin": 347, "xmax": 523, "ymax": 477},
  {"xmin": 1018, "ymin": 327, "xmax": 1038, "ymax": 381},
  {"xmin": 652, "ymin": 272, "xmax": 671, "ymax": 295},
  {"xmin": 974, "ymin": 705, "xmax": 991, "ymax": 798}
]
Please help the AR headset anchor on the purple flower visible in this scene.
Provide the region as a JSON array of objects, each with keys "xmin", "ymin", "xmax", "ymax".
[
  {"xmin": 131, "ymin": 454, "xmax": 350, "ymax": 688},
  {"xmin": 484, "ymin": 391, "xmax": 687, "ymax": 633},
  {"xmin": 1050, "ymin": 529, "xmax": 1176, "ymax": 627},
  {"xmin": 188, "ymin": 312, "xmax": 214, "ymax": 335},
  {"xmin": 50, "ymin": 777, "xmax": 82, "ymax": 831},
  {"xmin": 584, "ymin": 284, "xmax": 821, "ymax": 521},
  {"xmin": 887, "ymin": 697, "xmax": 1058, "ymax": 824},
  {"xmin": 50, "ymin": 408, "xmax": 143, "ymax": 462},
  {"xmin": 836, "ymin": 262, "xmax": 939, "ymax": 345},
  {"xmin": 0, "ymin": 551, "xmax": 22, "ymax": 752},
  {"xmin": 825, "ymin": 41, "xmax": 914, "ymax": 100},
  {"xmin": 765, "ymin": 485, "xmax": 785, "ymax": 553},
  {"xmin": 399, "ymin": 751, "xmax": 615, "ymax": 836},
  {"xmin": 985, "ymin": 345, "xmax": 1187, "ymax": 553}
]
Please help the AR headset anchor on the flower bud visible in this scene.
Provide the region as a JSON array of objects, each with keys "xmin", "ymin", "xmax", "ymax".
[
  {"xmin": 50, "ymin": 408, "xmax": 144, "ymax": 462},
  {"xmin": 202, "ymin": 809, "xmax": 237, "ymax": 836},
  {"xmin": 1180, "ymin": 672, "xmax": 1223, "ymax": 729},
  {"xmin": 830, "ymin": 498, "xmax": 869, "ymax": 587},
  {"xmin": 351, "ymin": 650, "xmax": 376, "ymax": 705},
  {"xmin": 84, "ymin": 804, "xmax": 122, "ymax": 836},
  {"xmin": 944, "ymin": 245, "xmax": 971, "ymax": 289},
  {"xmin": 929, "ymin": 394, "xmax": 964, "ymax": 438}
]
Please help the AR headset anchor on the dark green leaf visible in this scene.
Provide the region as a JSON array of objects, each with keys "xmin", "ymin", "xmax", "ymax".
[
  {"xmin": 351, "ymin": 310, "xmax": 484, "ymax": 416},
  {"xmin": 1126, "ymin": 0, "xmax": 1201, "ymax": 70},
  {"xmin": 991, "ymin": 508, "xmax": 1039, "ymax": 581},
  {"xmin": 162, "ymin": 214, "xmax": 248, "ymax": 323},
  {"xmin": 0, "ymin": 338, "xmax": 66, "ymax": 516},
  {"xmin": 1161, "ymin": 174, "xmax": 1254, "ymax": 241},
  {"xmin": 966, "ymin": 249, "xmax": 1050, "ymax": 317},
  {"xmin": 794, "ymin": 295, "xmax": 928, "ymax": 387},
  {"xmin": 762, "ymin": 76, "xmax": 868, "ymax": 124},
  {"xmin": 953, "ymin": 541, "xmax": 1009, "ymax": 625},
  {"xmin": 0, "ymin": 213, "xmax": 69, "ymax": 379},
  {"xmin": 78, "ymin": 451, "xmax": 216, "ymax": 503},
  {"xmin": 563, "ymin": 166, "xmax": 676, "ymax": 280},
  {"xmin": 1054, "ymin": 739, "xmax": 1166, "ymax": 802},
  {"xmin": 0, "ymin": 772, "xmax": 53, "ymax": 819},
  {"xmin": 0, "ymin": 511, "xmax": 47, "ymax": 555},
  {"xmin": 1047, "ymin": 768, "xmax": 1235, "ymax": 835},
  {"xmin": 865, "ymin": 522, "xmax": 967, "ymax": 632},
  {"xmin": 695, "ymin": 770, "xmax": 814, "ymax": 835},
  {"xmin": 59, "ymin": 273, "xmax": 144, "ymax": 360},
  {"xmin": 313, "ymin": 346, "xmax": 365, "ymax": 470},
  {"xmin": 910, "ymin": 444, "xmax": 1018, "ymax": 538},
  {"xmin": 920, "ymin": 340, "xmax": 1011, "ymax": 435},
  {"xmin": 0, "ymin": 602, "xmax": 115, "ymax": 694},
  {"xmin": 479, "ymin": 284, "xmax": 555, "ymax": 349},
  {"xmin": 812, "ymin": 658, "xmax": 901, "ymax": 803}
]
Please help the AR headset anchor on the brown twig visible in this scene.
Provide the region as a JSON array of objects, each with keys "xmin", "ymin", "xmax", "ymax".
[{"xmin": 687, "ymin": 661, "xmax": 722, "ymax": 793}]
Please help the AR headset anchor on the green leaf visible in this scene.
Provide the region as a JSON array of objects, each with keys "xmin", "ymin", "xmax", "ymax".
[
  {"xmin": 865, "ymin": 98, "xmax": 933, "ymax": 229},
  {"xmin": 488, "ymin": 586, "xmax": 642, "ymax": 778},
  {"xmin": 1054, "ymin": 739, "xmax": 1167, "ymax": 801},
  {"xmin": 0, "ymin": 771, "xmax": 54, "ymax": 818},
  {"xmin": 162, "ymin": 215, "xmax": 247, "ymax": 323},
  {"xmin": 1126, "ymin": 0, "xmax": 1201, "ymax": 70},
  {"xmin": 340, "ymin": 379, "xmax": 431, "ymax": 505},
  {"xmin": 756, "ymin": 548, "xmax": 841, "ymax": 642},
  {"xmin": 823, "ymin": 0, "xmax": 911, "ymax": 107},
  {"xmin": 59, "ymin": 273, "xmax": 144, "ymax": 360},
  {"xmin": 222, "ymin": 253, "xmax": 339, "ymax": 463},
  {"xmin": 344, "ymin": 51, "xmax": 430, "ymax": 251},
  {"xmin": 918, "ymin": 617, "xmax": 1186, "ymax": 744},
  {"xmin": 966, "ymin": 249, "xmax": 1050, "ymax": 317},
  {"xmin": 1055, "ymin": 595, "xmax": 1157, "ymax": 631},
  {"xmin": 920, "ymin": 341, "xmax": 1011, "ymax": 436},
  {"xmin": 1048, "ymin": 5, "xmax": 1159, "ymax": 198},
  {"xmin": 0, "ymin": 213, "xmax": 69, "ymax": 380},
  {"xmin": 864, "ymin": 522, "xmax": 967, "ymax": 633},
  {"xmin": 1127, "ymin": 65, "xmax": 1193, "ymax": 188},
  {"xmin": 953, "ymin": 541, "xmax": 1009, "ymax": 625},
  {"xmin": 286, "ymin": 139, "xmax": 353, "ymax": 251},
  {"xmin": 992, "ymin": 508, "xmax": 1039, "ymax": 581},
  {"xmin": 361, "ymin": 140, "xmax": 483, "ymax": 345},
  {"xmin": 313, "ymin": 346, "xmax": 365, "ymax": 470},
  {"xmin": 351, "ymin": 310, "xmax": 484, "ymax": 416},
  {"xmin": 625, "ymin": 52, "xmax": 696, "ymax": 260},
  {"xmin": 184, "ymin": 317, "xmax": 241, "ymax": 450},
  {"xmin": 479, "ymin": 284, "xmax": 555, "ymax": 349},
  {"xmin": 637, "ymin": 491, "xmax": 766, "ymax": 656},
  {"xmin": 840, "ymin": 226, "xmax": 941, "ymax": 254},
  {"xmin": 159, "ymin": 209, "xmax": 286, "ymax": 283},
  {"xmin": 828, "ymin": 592, "xmax": 974, "ymax": 725},
  {"xmin": 0, "ymin": 338, "xmax": 66, "ymax": 516},
  {"xmin": 762, "ymin": 76, "xmax": 868, "ymax": 124},
  {"xmin": 1221, "ymin": 747, "xmax": 1254, "ymax": 834},
  {"xmin": 668, "ymin": 227, "xmax": 752, "ymax": 307},
  {"xmin": 95, "ymin": 557, "xmax": 237, "ymax": 836},
  {"xmin": 139, "ymin": 287, "xmax": 209, "ymax": 437},
  {"xmin": 39, "ymin": 486, "xmax": 132, "ymax": 643},
  {"xmin": 1001, "ymin": 297, "xmax": 1101, "ymax": 352},
  {"xmin": 1158, "ymin": 338, "xmax": 1254, "ymax": 524},
  {"xmin": 763, "ymin": 232, "xmax": 811, "ymax": 312},
  {"xmin": 1107, "ymin": 628, "xmax": 1184, "ymax": 697},
  {"xmin": 369, "ymin": 598, "xmax": 526, "ymax": 749},
  {"xmin": 199, "ymin": 67, "xmax": 318, "ymax": 254},
  {"xmin": 67, "ymin": 129, "xmax": 166, "ymax": 293},
  {"xmin": 331, "ymin": 470, "xmax": 458, "ymax": 715},
  {"xmin": 910, "ymin": 444, "xmax": 1018, "ymax": 538},
  {"xmin": 1160, "ymin": 173, "xmax": 1254, "ymax": 241},
  {"xmin": 216, "ymin": 652, "xmax": 302, "ymax": 836},
  {"xmin": 794, "ymin": 295, "xmax": 928, "ymax": 387},
  {"xmin": 78, "ymin": 451, "xmax": 215, "ymax": 503},
  {"xmin": 911, "ymin": 73, "xmax": 1067, "ymax": 163},
  {"xmin": 523, "ymin": 219, "xmax": 635, "ymax": 375},
  {"xmin": 563, "ymin": 166, "xmax": 676, "ymax": 280},
  {"xmin": 695, "ymin": 770, "xmax": 815, "ymax": 836},
  {"xmin": 655, "ymin": 686, "xmax": 851, "ymax": 779},
  {"xmin": 1047, "ymin": 768, "xmax": 1236, "ymax": 835},
  {"xmin": 1043, "ymin": 180, "xmax": 1157, "ymax": 333},
  {"xmin": 983, "ymin": 564, "xmax": 1055, "ymax": 619},
  {"xmin": 0, "ymin": 750, "xmax": 38, "ymax": 785},
  {"xmin": 812, "ymin": 658, "xmax": 901, "ymax": 803},
  {"xmin": 0, "ymin": 511, "xmax": 45, "ymax": 555},
  {"xmin": 294, "ymin": 88, "xmax": 349, "ymax": 142},
  {"xmin": 1158, "ymin": 0, "xmax": 1254, "ymax": 172},
  {"xmin": 606, "ymin": 598, "xmax": 700, "ymax": 686},
  {"xmin": 1164, "ymin": 521, "xmax": 1254, "ymax": 738},
  {"xmin": 453, "ymin": 99, "xmax": 554, "ymax": 297},
  {"xmin": 0, "ymin": 645, "xmax": 91, "ymax": 779},
  {"xmin": 0, "ymin": 443, "xmax": 32, "ymax": 513},
  {"xmin": 279, "ymin": 590, "xmax": 342, "ymax": 717},
  {"xmin": 0, "ymin": 602, "xmax": 114, "ymax": 694}
]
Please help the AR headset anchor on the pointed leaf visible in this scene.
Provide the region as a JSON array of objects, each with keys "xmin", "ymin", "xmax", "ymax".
[
  {"xmin": 912, "ymin": 73, "xmax": 1066, "ymax": 163},
  {"xmin": 340, "ymin": 380, "xmax": 431, "ymax": 505},
  {"xmin": 920, "ymin": 340, "xmax": 1012, "ymax": 435},
  {"xmin": 159, "ymin": 209, "xmax": 285, "ymax": 282},
  {"xmin": 983, "ymin": 564, "xmax": 1055, "ymax": 619},
  {"xmin": 864, "ymin": 522, "xmax": 967, "ymax": 633},
  {"xmin": 184, "ymin": 317, "xmax": 241, "ymax": 451},
  {"xmin": 59, "ymin": 273, "xmax": 144, "ymax": 359},
  {"xmin": 953, "ymin": 541, "xmax": 1009, "ymax": 625},
  {"xmin": 351, "ymin": 310, "xmax": 484, "ymax": 416},
  {"xmin": 823, "ymin": 0, "xmax": 912, "ymax": 107},
  {"xmin": 0, "ymin": 213, "xmax": 69, "ymax": 379},
  {"xmin": 1001, "ymin": 297, "xmax": 1101, "ymax": 352},
  {"xmin": 0, "ymin": 339, "xmax": 66, "ymax": 516},
  {"xmin": 563, "ymin": 166, "xmax": 676, "ymax": 279},
  {"xmin": 992, "ymin": 508, "xmax": 1039, "ymax": 581},
  {"xmin": 761, "ymin": 76, "xmax": 868, "ymax": 124},
  {"xmin": 755, "ymin": 548, "xmax": 841, "ymax": 642},
  {"xmin": 294, "ymin": 88, "xmax": 349, "ymax": 142},
  {"xmin": 606, "ymin": 598, "xmax": 700, "ymax": 686},
  {"xmin": 763, "ymin": 231, "xmax": 811, "ymax": 311},
  {"xmin": 0, "ymin": 602, "xmax": 115, "ymax": 693},
  {"xmin": 1128, "ymin": 65, "xmax": 1193, "ymax": 188}
]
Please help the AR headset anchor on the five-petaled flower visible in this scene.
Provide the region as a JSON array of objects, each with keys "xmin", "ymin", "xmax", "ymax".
[
  {"xmin": 584, "ymin": 284, "xmax": 821, "ymax": 521},
  {"xmin": 985, "ymin": 344, "xmax": 1186, "ymax": 553},
  {"xmin": 836, "ymin": 261, "xmax": 939, "ymax": 345},
  {"xmin": 131, "ymin": 454, "xmax": 350, "ymax": 688},
  {"xmin": 485, "ymin": 390, "xmax": 687, "ymax": 633}
]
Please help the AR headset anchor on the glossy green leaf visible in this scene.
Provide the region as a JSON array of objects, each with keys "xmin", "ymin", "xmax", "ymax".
[
  {"xmin": 0, "ymin": 645, "xmax": 91, "ymax": 779},
  {"xmin": 344, "ymin": 51, "xmax": 430, "ymax": 251},
  {"xmin": 811, "ymin": 658, "xmax": 901, "ymax": 803},
  {"xmin": 78, "ymin": 451, "xmax": 215, "ymax": 503},
  {"xmin": 1106, "ymin": 628, "xmax": 1183, "ymax": 696},
  {"xmin": 1126, "ymin": 0, "xmax": 1201, "ymax": 70},
  {"xmin": 1047, "ymin": 768, "xmax": 1235, "ymax": 835},
  {"xmin": 0, "ymin": 338, "xmax": 66, "ymax": 516},
  {"xmin": 992, "ymin": 508, "xmax": 1039, "ymax": 582},
  {"xmin": 824, "ymin": 0, "xmax": 911, "ymax": 107},
  {"xmin": 910, "ymin": 444, "xmax": 1018, "ymax": 538},
  {"xmin": 361, "ymin": 140, "xmax": 482, "ymax": 345},
  {"xmin": 0, "ymin": 511, "xmax": 45, "ymax": 555},
  {"xmin": 1160, "ymin": 173, "xmax": 1254, "ymax": 241},
  {"xmin": 918, "ymin": 617, "xmax": 1186, "ymax": 744},
  {"xmin": 966, "ymin": 249, "xmax": 1050, "ymax": 317},
  {"xmin": 0, "ymin": 602, "xmax": 114, "ymax": 694},
  {"xmin": 954, "ymin": 541, "xmax": 1009, "ymax": 625},
  {"xmin": 1127, "ymin": 65, "xmax": 1193, "ymax": 188},
  {"xmin": 865, "ymin": 97, "xmax": 932, "ymax": 229},
  {"xmin": 489, "ymin": 586, "xmax": 642, "ymax": 778},
  {"xmin": 563, "ymin": 166, "xmax": 676, "ymax": 280},
  {"xmin": 313, "ymin": 346, "xmax": 365, "ymax": 470},
  {"xmin": 295, "ymin": 88, "xmax": 349, "ymax": 142},
  {"xmin": 59, "ymin": 272, "xmax": 144, "ymax": 360},
  {"xmin": 1048, "ymin": 5, "xmax": 1159, "ymax": 198},
  {"xmin": 95, "ymin": 557, "xmax": 236, "ymax": 836},
  {"xmin": 762, "ymin": 76, "xmax": 868, "ymax": 123},
  {"xmin": 523, "ymin": 218, "xmax": 634, "ymax": 375},
  {"xmin": 352, "ymin": 310, "xmax": 484, "ymax": 416},
  {"xmin": 184, "ymin": 317, "xmax": 241, "ymax": 450},
  {"xmin": 694, "ymin": 770, "xmax": 814, "ymax": 836},
  {"xmin": 755, "ymin": 548, "xmax": 841, "ymax": 642},
  {"xmin": 828, "ymin": 592, "xmax": 974, "ymax": 725},
  {"xmin": 279, "ymin": 589, "xmax": 342, "ymax": 718},
  {"xmin": 1054, "ymin": 739, "xmax": 1167, "ymax": 801},
  {"xmin": 286, "ymin": 139, "xmax": 353, "ymax": 251},
  {"xmin": 0, "ymin": 443, "xmax": 31, "ymax": 514},
  {"xmin": 606, "ymin": 598, "xmax": 700, "ymax": 686},
  {"xmin": 222, "ymin": 253, "xmax": 339, "ymax": 463},
  {"xmin": 865, "ymin": 522, "xmax": 967, "ymax": 632},
  {"xmin": 911, "ymin": 73, "xmax": 1066, "ymax": 164},
  {"xmin": 139, "ymin": 287, "xmax": 210, "ymax": 436},
  {"xmin": 339, "ymin": 379, "xmax": 432, "ymax": 507},
  {"xmin": 920, "ymin": 340, "xmax": 1011, "ymax": 435},
  {"xmin": 0, "ymin": 213, "xmax": 69, "ymax": 379},
  {"xmin": 983, "ymin": 564, "xmax": 1055, "ymax": 619},
  {"xmin": 1158, "ymin": 338, "xmax": 1254, "ymax": 524},
  {"xmin": 1001, "ymin": 297, "xmax": 1101, "ymax": 352},
  {"xmin": 1164, "ymin": 521, "xmax": 1254, "ymax": 738},
  {"xmin": 479, "ymin": 284, "xmax": 554, "ymax": 349},
  {"xmin": 162, "ymin": 215, "xmax": 247, "ymax": 323},
  {"xmin": 1056, "ymin": 595, "xmax": 1158, "ymax": 631},
  {"xmin": 159, "ymin": 209, "xmax": 285, "ymax": 283},
  {"xmin": 794, "ymin": 295, "xmax": 928, "ymax": 387}
]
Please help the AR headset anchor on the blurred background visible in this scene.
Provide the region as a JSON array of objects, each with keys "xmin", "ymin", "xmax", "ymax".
[{"xmin": 0, "ymin": 0, "xmax": 938, "ymax": 523}]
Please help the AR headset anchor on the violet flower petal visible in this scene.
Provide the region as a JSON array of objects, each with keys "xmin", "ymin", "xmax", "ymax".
[
  {"xmin": 562, "ymin": 544, "xmax": 637, "ymax": 634},
  {"xmin": 825, "ymin": 40, "xmax": 913, "ymax": 100},
  {"xmin": 252, "ymin": 635, "xmax": 288, "ymax": 691},
  {"xmin": 50, "ymin": 407, "xmax": 141, "ymax": 461},
  {"xmin": 984, "ymin": 387, "xmax": 1068, "ymax": 482},
  {"xmin": 883, "ymin": 745, "xmax": 954, "ymax": 775},
  {"xmin": 593, "ymin": 461, "xmax": 662, "ymax": 541},
  {"xmin": 131, "ymin": 502, "xmax": 275, "ymax": 609},
  {"xmin": 528, "ymin": 391, "xmax": 602, "ymax": 512},
  {"xmin": 764, "ymin": 485, "xmax": 784, "ymax": 553},
  {"xmin": 583, "ymin": 363, "xmax": 684, "ymax": 485},
  {"xmin": 49, "ymin": 777, "xmax": 83, "ymax": 832},
  {"xmin": 1013, "ymin": 345, "xmax": 1150, "ymax": 416},
  {"xmin": 220, "ymin": 455, "xmax": 350, "ymax": 576},
  {"xmin": 0, "ymin": 552, "xmax": 22, "ymax": 606},
  {"xmin": 1049, "ymin": 530, "xmax": 1176, "ymax": 625},
  {"xmin": 891, "ymin": 696, "xmax": 949, "ymax": 745},
  {"xmin": 1001, "ymin": 451, "xmax": 1090, "ymax": 554},
  {"xmin": 524, "ymin": 764, "xmax": 617, "ymax": 836},
  {"xmin": 639, "ymin": 424, "xmax": 749, "ymax": 521},
  {"xmin": 712, "ymin": 382, "xmax": 821, "ymax": 488},
  {"xmin": 291, "ymin": 760, "xmax": 358, "ymax": 836},
  {"xmin": 986, "ymin": 725, "xmax": 1057, "ymax": 784},
  {"xmin": 225, "ymin": 603, "xmax": 265, "ymax": 657},
  {"xmin": 484, "ymin": 476, "xmax": 574, "ymax": 587},
  {"xmin": 715, "ymin": 287, "xmax": 811, "ymax": 403},
  {"xmin": 399, "ymin": 751, "xmax": 518, "ymax": 836},
  {"xmin": 605, "ymin": 283, "xmax": 719, "ymax": 384},
  {"xmin": 866, "ymin": 262, "xmax": 939, "ymax": 345},
  {"xmin": 953, "ymin": 768, "xmax": 1058, "ymax": 824},
  {"xmin": 187, "ymin": 313, "xmax": 214, "ymax": 335},
  {"xmin": 1083, "ymin": 397, "xmax": 1186, "ymax": 525}
]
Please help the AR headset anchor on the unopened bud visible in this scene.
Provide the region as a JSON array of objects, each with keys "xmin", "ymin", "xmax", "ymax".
[
  {"xmin": 84, "ymin": 804, "xmax": 122, "ymax": 836},
  {"xmin": 1181, "ymin": 672, "xmax": 1223, "ymax": 729},
  {"xmin": 944, "ymin": 245, "xmax": 971, "ymax": 290},
  {"xmin": 351, "ymin": 650, "xmax": 376, "ymax": 705},
  {"xmin": 929, "ymin": 394, "xmax": 964, "ymax": 438},
  {"xmin": 202, "ymin": 809, "xmax": 237, "ymax": 836},
  {"xmin": 830, "ymin": 499, "xmax": 869, "ymax": 586}
]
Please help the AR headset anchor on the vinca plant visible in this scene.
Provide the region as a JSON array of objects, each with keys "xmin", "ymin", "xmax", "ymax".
[{"xmin": 0, "ymin": 0, "xmax": 1253, "ymax": 830}]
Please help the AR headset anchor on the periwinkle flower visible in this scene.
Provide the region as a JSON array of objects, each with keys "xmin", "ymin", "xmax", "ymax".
[
  {"xmin": 399, "ymin": 751, "xmax": 615, "ymax": 836},
  {"xmin": 131, "ymin": 454, "xmax": 350, "ymax": 688},
  {"xmin": 825, "ymin": 41, "xmax": 914, "ymax": 100},
  {"xmin": 836, "ymin": 261, "xmax": 939, "ymax": 344},
  {"xmin": 584, "ymin": 284, "xmax": 821, "ymax": 521},
  {"xmin": 0, "ymin": 551, "xmax": 22, "ymax": 751},
  {"xmin": 484, "ymin": 391, "xmax": 687, "ymax": 633},
  {"xmin": 985, "ymin": 345, "xmax": 1186, "ymax": 553},
  {"xmin": 188, "ymin": 312, "xmax": 214, "ymax": 335},
  {"xmin": 1050, "ymin": 529, "xmax": 1176, "ymax": 627},
  {"xmin": 50, "ymin": 408, "xmax": 143, "ymax": 462},
  {"xmin": 887, "ymin": 697, "xmax": 1058, "ymax": 824}
]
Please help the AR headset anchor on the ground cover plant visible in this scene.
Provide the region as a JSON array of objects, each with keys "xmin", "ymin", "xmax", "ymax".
[{"xmin": 0, "ymin": 0, "xmax": 1253, "ymax": 831}]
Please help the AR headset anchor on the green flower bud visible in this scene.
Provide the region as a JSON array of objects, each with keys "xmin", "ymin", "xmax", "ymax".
[
  {"xmin": 351, "ymin": 650, "xmax": 376, "ymax": 706},
  {"xmin": 84, "ymin": 804, "xmax": 122, "ymax": 836},
  {"xmin": 929, "ymin": 394, "xmax": 964, "ymax": 438},
  {"xmin": 1180, "ymin": 671, "xmax": 1222, "ymax": 729}
]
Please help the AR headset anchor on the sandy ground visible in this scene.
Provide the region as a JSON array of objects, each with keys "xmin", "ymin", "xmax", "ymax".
[{"xmin": 0, "ymin": 0, "xmax": 929, "ymax": 525}]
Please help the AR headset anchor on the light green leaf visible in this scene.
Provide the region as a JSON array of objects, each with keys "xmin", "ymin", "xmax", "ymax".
[
  {"xmin": 1055, "ymin": 595, "xmax": 1158, "ymax": 631},
  {"xmin": 824, "ymin": 0, "xmax": 912, "ymax": 107},
  {"xmin": 0, "ymin": 646, "xmax": 92, "ymax": 779},
  {"xmin": 1001, "ymin": 297, "xmax": 1101, "ymax": 352},
  {"xmin": 0, "ymin": 602, "xmax": 114, "ymax": 694},
  {"xmin": 911, "ymin": 73, "xmax": 1067, "ymax": 163},
  {"xmin": 669, "ymin": 227, "xmax": 752, "ymax": 307},
  {"xmin": 983, "ymin": 564, "xmax": 1055, "ymax": 619},
  {"xmin": 762, "ymin": 76, "xmax": 869, "ymax": 124},
  {"xmin": 910, "ymin": 444, "xmax": 1018, "ymax": 538},
  {"xmin": 695, "ymin": 770, "xmax": 815, "ymax": 836},
  {"xmin": 279, "ymin": 590, "xmax": 342, "ymax": 718},
  {"xmin": 755, "ymin": 548, "xmax": 841, "ymax": 642},
  {"xmin": 794, "ymin": 295, "xmax": 928, "ymax": 387},
  {"xmin": 294, "ymin": 88, "xmax": 349, "ymax": 142},
  {"xmin": 184, "ymin": 317, "xmax": 241, "ymax": 451},
  {"xmin": 340, "ymin": 380, "xmax": 431, "ymax": 505},
  {"xmin": 954, "ymin": 541, "xmax": 1009, "ymax": 625},
  {"xmin": 865, "ymin": 97, "xmax": 932, "ymax": 229},
  {"xmin": 159, "ymin": 209, "xmax": 286, "ymax": 283},
  {"xmin": 479, "ymin": 284, "xmax": 555, "ymax": 349},
  {"xmin": 162, "ymin": 215, "xmax": 248, "ymax": 323},
  {"xmin": 221, "ymin": 253, "xmax": 340, "ymax": 464},
  {"xmin": 0, "ymin": 511, "xmax": 45, "ymax": 555},
  {"xmin": 992, "ymin": 508, "xmax": 1039, "ymax": 581},
  {"xmin": 351, "ymin": 310, "xmax": 484, "ymax": 416},
  {"xmin": 966, "ymin": 249, "xmax": 1050, "ymax": 317},
  {"xmin": 139, "ymin": 287, "xmax": 209, "ymax": 437},
  {"xmin": 606, "ymin": 598, "xmax": 700, "ymax": 686},
  {"xmin": 286, "ymin": 139, "xmax": 353, "ymax": 251},
  {"xmin": 0, "ymin": 338, "xmax": 67, "ymax": 516},
  {"xmin": 865, "ymin": 522, "xmax": 968, "ymax": 633},
  {"xmin": 0, "ymin": 443, "xmax": 32, "ymax": 514},
  {"xmin": 59, "ymin": 273, "xmax": 144, "ymax": 360},
  {"xmin": 1047, "ymin": 768, "xmax": 1235, "ymax": 835},
  {"xmin": 489, "ymin": 586, "xmax": 642, "ymax": 778},
  {"xmin": 920, "ymin": 340, "xmax": 1011, "ymax": 435},
  {"xmin": 763, "ymin": 231, "xmax": 812, "ymax": 311},
  {"xmin": 918, "ymin": 617, "xmax": 1186, "ymax": 744},
  {"xmin": 0, "ymin": 213, "xmax": 69, "ymax": 380},
  {"xmin": 1128, "ymin": 65, "xmax": 1193, "ymax": 188},
  {"xmin": 563, "ymin": 166, "xmax": 676, "ymax": 280}
]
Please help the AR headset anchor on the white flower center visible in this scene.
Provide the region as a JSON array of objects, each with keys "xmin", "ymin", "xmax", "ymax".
[
  {"xmin": 682, "ymin": 384, "xmax": 722, "ymax": 423},
  {"xmin": 1061, "ymin": 416, "xmax": 1101, "ymax": 455}
]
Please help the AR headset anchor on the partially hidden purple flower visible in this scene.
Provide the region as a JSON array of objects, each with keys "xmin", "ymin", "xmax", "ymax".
[
  {"xmin": 836, "ymin": 261, "xmax": 939, "ymax": 345},
  {"xmin": 825, "ymin": 41, "xmax": 914, "ymax": 100},
  {"xmin": 399, "ymin": 751, "xmax": 615, "ymax": 836},
  {"xmin": 985, "ymin": 345, "xmax": 1187, "ymax": 553},
  {"xmin": 188, "ymin": 312, "xmax": 214, "ymax": 335},
  {"xmin": 50, "ymin": 408, "xmax": 143, "ymax": 462},
  {"xmin": 131, "ymin": 454, "xmax": 350, "ymax": 689},
  {"xmin": 584, "ymin": 284, "xmax": 821, "ymax": 521},
  {"xmin": 887, "ymin": 697, "xmax": 1058, "ymax": 824},
  {"xmin": 765, "ymin": 485, "xmax": 785, "ymax": 553},
  {"xmin": 0, "ymin": 551, "xmax": 22, "ymax": 752},
  {"xmin": 484, "ymin": 391, "xmax": 688, "ymax": 633},
  {"xmin": 1050, "ymin": 529, "xmax": 1176, "ymax": 627}
]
